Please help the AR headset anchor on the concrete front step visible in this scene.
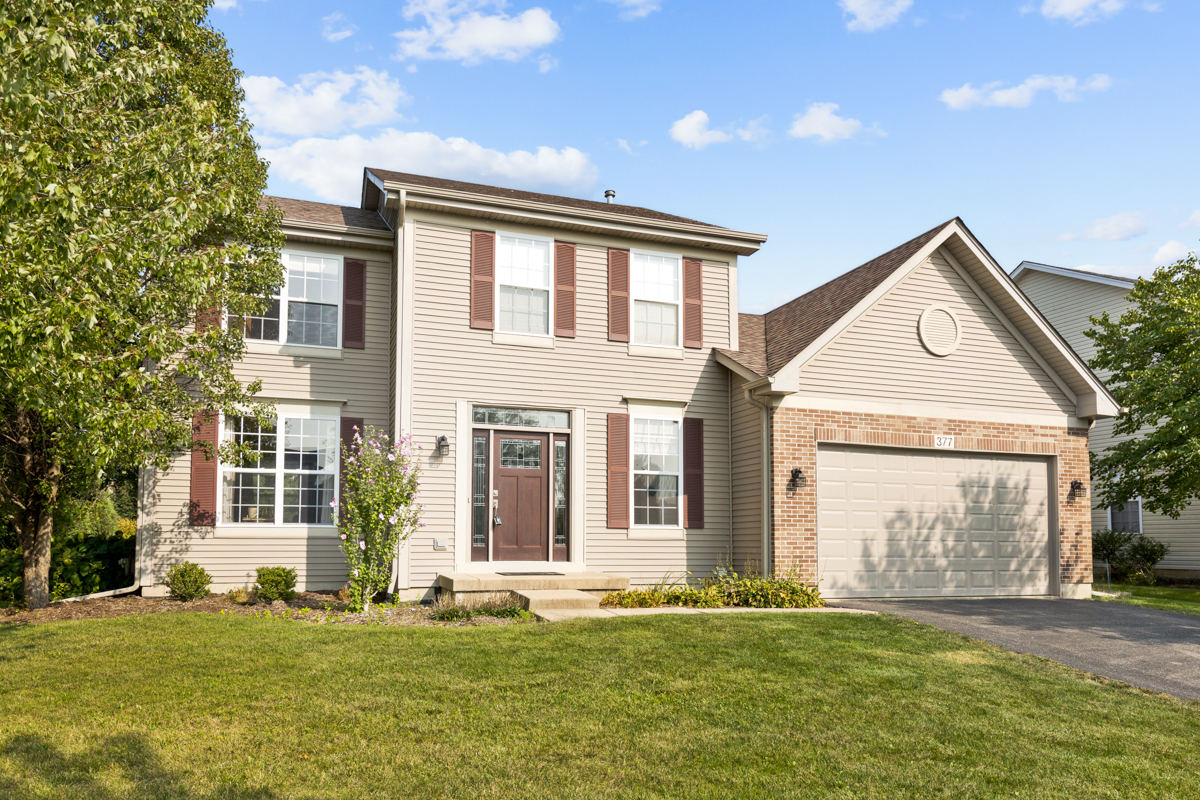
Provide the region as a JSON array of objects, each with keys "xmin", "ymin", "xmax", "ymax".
[
  {"xmin": 437, "ymin": 571, "xmax": 629, "ymax": 593},
  {"xmin": 514, "ymin": 588, "xmax": 601, "ymax": 613}
]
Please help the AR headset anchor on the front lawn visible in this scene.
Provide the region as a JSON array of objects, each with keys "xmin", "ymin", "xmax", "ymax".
[
  {"xmin": 1, "ymin": 613, "xmax": 1197, "ymax": 799},
  {"xmin": 1095, "ymin": 583, "xmax": 1200, "ymax": 617}
]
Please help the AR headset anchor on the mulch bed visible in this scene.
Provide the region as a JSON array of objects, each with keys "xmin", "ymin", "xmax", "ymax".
[{"xmin": 0, "ymin": 592, "xmax": 526, "ymax": 628}]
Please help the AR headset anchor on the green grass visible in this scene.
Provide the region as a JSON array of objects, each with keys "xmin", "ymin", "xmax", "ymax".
[
  {"xmin": 1, "ymin": 614, "xmax": 1197, "ymax": 799},
  {"xmin": 1095, "ymin": 583, "xmax": 1200, "ymax": 617}
]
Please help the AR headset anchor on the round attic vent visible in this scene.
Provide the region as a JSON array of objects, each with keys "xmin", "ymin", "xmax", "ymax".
[{"xmin": 918, "ymin": 304, "xmax": 961, "ymax": 356}]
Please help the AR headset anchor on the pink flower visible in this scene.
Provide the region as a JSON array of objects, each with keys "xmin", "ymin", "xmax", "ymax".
[
  {"xmin": 358, "ymin": 540, "xmax": 366, "ymax": 550},
  {"xmin": 339, "ymin": 533, "xmax": 347, "ymax": 540}
]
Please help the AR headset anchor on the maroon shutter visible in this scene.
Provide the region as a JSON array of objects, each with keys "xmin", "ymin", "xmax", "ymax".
[
  {"xmin": 343, "ymin": 258, "xmax": 366, "ymax": 349},
  {"xmin": 683, "ymin": 258, "xmax": 703, "ymax": 349},
  {"xmin": 196, "ymin": 304, "xmax": 220, "ymax": 333},
  {"xmin": 339, "ymin": 416, "xmax": 364, "ymax": 516},
  {"xmin": 607, "ymin": 414, "xmax": 630, "ymax": 528},
  {"xmin": 471, "ymin": 230, "xmax": 495, "ymax": 330},
  {"xmin": 683, "ymin": 417, "xmax": 704, "ymax": 529},
  {"xmin": 189, "ymin": 412, "xmax": 218, "ymax": 526},
  {"xmin": 554, "ymin": 241, "xmax": 577, "ymax": 338},
  {"xmin": 608, "ymin": 248, "xmax": 630, "ymax": 342}
]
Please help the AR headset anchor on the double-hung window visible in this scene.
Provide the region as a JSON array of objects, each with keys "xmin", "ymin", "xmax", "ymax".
[
  {"xmin": 631, "ymin": 250, "xmax": 681, "ymax": 347},
  {"xmin": 632, "ymin": 417, "xmax": 681, "ymax": 526},
  {"xmin": 221, "ymin": 414, "xmax": 339, "ymax": 526},
  {"xmin": 1108, "ymin": 499, "xmax": 1142, "ymax": 534},
  {"xmin": 229, "ymin": 250, "xmax": 341, "ymax": 348},
  {"xmin": 497, "ymin": 233, "xmax": 552, "ymax": 335}
]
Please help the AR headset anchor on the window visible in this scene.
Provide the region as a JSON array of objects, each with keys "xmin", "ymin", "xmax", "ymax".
[
  {"xmin": 472, "ymin": 407, "xmax": 569, "ymax": 429},
  {"xmin": 554, "ymin": 439, "xmax": 568, "ymax": 548},
  {"xmin": 632, "ymin": 250, "xmax": 680, "ymax": 347},
  {"xmin": 1109, "ymin": 499, "xmax": 1142, "ymax": 534},
  {"xmin": 472, "ymin": 433, "xmax": 489, "ymax": 549},
  {"xmin": 228, "ymin": 251, "xmax": 341, "ymax": 348},
  {"xmin": 221, "ymin": 414, "xmax": 338, "ymax": 526},
  {"xmin": 632, "ymin": 417, "xmax": 680, "ymax": 526},
  {"xmin": 497, "ymin": 234, "xmax": 551, "ymax": 335}
]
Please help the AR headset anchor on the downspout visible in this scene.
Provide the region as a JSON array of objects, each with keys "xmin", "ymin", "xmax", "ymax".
[{"xmin": 744, "ymin": 384, "xmax": 772, "ymax": 577}]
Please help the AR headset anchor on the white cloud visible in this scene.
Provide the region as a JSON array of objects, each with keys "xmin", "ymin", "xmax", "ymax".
[
  {"xmin": 736, "ymin": 116, "xmax": 771, "ymax": 143},
  {"xmin": 213, "ymin": 0, "xmax": 239, "ymax": 9},
  {"xmin": 262, "ymin": 128, "xmax": 598, "ymax": 203},
  {"xmin": 537, "ymin": 53, "xmax": 558, "ymax": 72},
  {"xmin": 322, "ymin": 12, "xmax": 356, "ymax": 42},
  {"xmin": 1181, "ymin": 211, "xmax": 1200, "ymax": 228},
  {"xmin": 394, "ymin": 0, "xmax": 560, "ymax": 64},
  {"xmin": 1035, "ymin": 0, "xmax": 1126, "ymax": 25},
  {"xmin": 1060, "ymin": 211, "xmax": 1148, "ymax": 242},
  {"xmin": 787, "ymin": 103, "xmax": 863, "ymax": 142},
  {"xmin": 1074, "ymin": 263, "xmax": 1145, "ymax": 279},
  {"xmin": 669, "ymin": 110, "xmax": 733, "ymax": 150},
  {"xmin": 617, "ymin": 138, "xmax": 633, "ymax": 154},
  {"xmin": 839, "ymin": 0, "xmax": 913, "ymax": 32},
  {"xmin": 1154, "ymin": 240, "xmax": 1194, "ymax": 265},
  {"xmin": 940, "ymin": 73, "xmax": 1111, "ymax": 109},
  {"xmin": 602, "ymin": 0, "xmax": 661, "ymax": 20},
  {"xmin": 243, "ymin": 68, "xmax": 409, "ymax": 138}
]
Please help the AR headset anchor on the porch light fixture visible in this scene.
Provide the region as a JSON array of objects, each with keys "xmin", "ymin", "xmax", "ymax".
[
  {"xmin": 436, "ymin": 435, "xmax": 450, "ymax": 457},
  {"xmin": 790, "ymin": 467, "xmax": 806, "ymax": 487},
  {"xmin": 1070, "ymin": 479, "xmax": 1086, "ymax": 497}
]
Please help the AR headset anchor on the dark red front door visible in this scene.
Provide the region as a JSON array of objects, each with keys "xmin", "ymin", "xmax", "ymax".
[{"xmin": 493, "ymin": 433, "xmax": 549, "ymax": 561}]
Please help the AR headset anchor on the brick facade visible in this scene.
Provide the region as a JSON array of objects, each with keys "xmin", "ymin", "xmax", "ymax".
[{"xmin": 768, "ymin": 408, "xmax": 1093, "ymax": 592}]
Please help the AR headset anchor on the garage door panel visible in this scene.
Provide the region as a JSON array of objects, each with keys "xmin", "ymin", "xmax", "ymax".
[{"xmin": 818, "ymin": 444, "xmax": 1052, "ymax": 598}]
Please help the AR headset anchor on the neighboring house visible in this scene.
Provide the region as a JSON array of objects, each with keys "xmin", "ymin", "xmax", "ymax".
[
  {"xmin": 136, "ymin": 171, "xmax": 1118, "ymax": 600},
  {"xmin": 1013, "ymin": 261, "xmax": 1200, "ymax": 579}
]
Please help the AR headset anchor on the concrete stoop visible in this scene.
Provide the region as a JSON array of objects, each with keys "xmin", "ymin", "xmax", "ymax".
[{"xmin": 514, "ymin": 588, "xmax": 601, "ymax": 615}]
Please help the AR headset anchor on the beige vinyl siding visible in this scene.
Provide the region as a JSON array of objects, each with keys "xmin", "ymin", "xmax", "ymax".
[
  {"xmin": 796, "ymin": 254, "xmax": 1075, "ymax": 416},
  {"xmin": 730, "ymin": 375, "xmax": 763, "ymax": 573},
  {"xmin": 407, "ymin": 220, "xmax": 734, "ymax": 587},
  {"xmin": 1018, "ymin": 270, "xmax": 1200, "ymax": 573},
  {"xmin": 139, "ymin": 239, "xmax": 393, "ymax": 592}
]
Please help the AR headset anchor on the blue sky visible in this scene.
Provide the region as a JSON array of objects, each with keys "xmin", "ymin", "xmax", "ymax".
[{"xmin": 214, "ymin": 0, "xmax": 1200, "ymax": 312}]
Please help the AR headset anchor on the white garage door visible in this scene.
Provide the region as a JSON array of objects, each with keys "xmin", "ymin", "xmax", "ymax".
[{"xmin": 817, "ymin": 445, "xmax": 1053, "ymax": 598}]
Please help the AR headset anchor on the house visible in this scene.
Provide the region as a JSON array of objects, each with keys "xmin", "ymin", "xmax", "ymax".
[
  {"xmin": 1013, "ymin": 261, "xmax": 1200, "ymax": 579},
  {"xmin": 136, "ymin": 170, "xmax": 1118, "ymax": 601}
]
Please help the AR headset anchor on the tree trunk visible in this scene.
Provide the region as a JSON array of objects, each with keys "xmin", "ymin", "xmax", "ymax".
[{"xmin": 21, "ymin": 511, "xmax": 52, "ymax": 609}]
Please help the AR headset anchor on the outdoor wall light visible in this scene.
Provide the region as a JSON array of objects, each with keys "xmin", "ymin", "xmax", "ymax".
[
  {"xmin": 789, "ymin": 467, "xmax": 806, "ymax": 487},
  {"xmin": 436, "ymin": 435, "xmax": 450, "ymax": 457},
  {"xmin": 1070, "ymin": 479, "xmax": 1086, "ymax": 497}
]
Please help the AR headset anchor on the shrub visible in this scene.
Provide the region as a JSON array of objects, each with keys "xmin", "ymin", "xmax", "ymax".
[
  {"xmin": 164, "ymin": 561, "xmax": 212, "ymax": 602},
  {"xmin": 429, "ymin": 592, "xmax": 530, "ymax": 621},
  {"xmin": 254, "ymin": 566, "xmax": 298, "ymax": 603},
  {"xmin": 1092, "ymin": 528, "xmax": 1171, "ymax": 584},
  {"xmin": 602, "ymin": 570, "xmax": 825, "ymax": 609}
]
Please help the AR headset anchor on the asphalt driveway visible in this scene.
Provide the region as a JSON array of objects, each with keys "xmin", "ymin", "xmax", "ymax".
[{"xmin": 835, "ymin": 597, "xmax": 1200, "ymax": 701}]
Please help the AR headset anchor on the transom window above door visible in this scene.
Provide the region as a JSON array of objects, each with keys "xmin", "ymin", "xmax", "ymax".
[
  {"xmin": 472, "ymin": 406, "xmax": 569, "ymax": 429},
  {"xmin": 497, "ymin": 234, "xmax": 552, "ymax": 335},
  {"xmin": 230, "ymin": 250, "xmax": 342, "ymax": 349},
  {"xmin": 631, "ymin": 250, "xmax": 681, "ymax": 347}
]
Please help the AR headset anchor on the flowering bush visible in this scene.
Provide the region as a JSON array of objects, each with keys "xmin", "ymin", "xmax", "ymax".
[{"xmin": 334, "ymin": 426, "xmax": 422, "ymax": 612}]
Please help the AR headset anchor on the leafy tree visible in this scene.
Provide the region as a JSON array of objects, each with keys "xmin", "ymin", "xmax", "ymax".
[
  {"xmin": 0, "ymin": 1, "xmax": 282, "ymax": 607},
  {"xmin": 1087, "ymin": 251, "xmax": 1200, "ymax": 518}
]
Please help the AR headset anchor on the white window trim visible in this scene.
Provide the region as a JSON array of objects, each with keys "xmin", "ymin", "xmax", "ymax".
[
  {"xmin": 216, "ymin": 410, "xmax": 340, "ymax": 528},
  {"xmin": 630, "ymin": 412, "xmax": 685, "ymax": 531},
  {"xmin": 1107, "ymin": 497, "xmax": 1144, "ymax": 534},
  {"xmin": 236, "ymin": 249, "xmax": 344, "ymax": 350},
  {"xmin": 494, "ymin": 230, "xmax": 555, "ymax": 339},
  {"xmin": 630, "ymin": 247, "xmax": 683, "ymax": 350}
]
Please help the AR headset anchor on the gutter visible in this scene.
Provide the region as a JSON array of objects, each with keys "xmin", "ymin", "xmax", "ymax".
[
  {"xmin": 56, "ymin": 583, "xmax": 139, "ymax": 604},
  {"xmin": 744, "ymin": 384, "xmax": 773, "ymax": 577}
]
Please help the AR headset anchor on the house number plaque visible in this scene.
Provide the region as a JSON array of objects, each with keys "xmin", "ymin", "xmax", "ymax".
[{"xmin": 934, "ymin": 435, "xmax": 955, "ymax": 449}]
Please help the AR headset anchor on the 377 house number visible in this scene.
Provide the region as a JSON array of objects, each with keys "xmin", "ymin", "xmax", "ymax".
[{"xmin": 934, "ymin": 435, "xmax": 956, "ymax": 449}]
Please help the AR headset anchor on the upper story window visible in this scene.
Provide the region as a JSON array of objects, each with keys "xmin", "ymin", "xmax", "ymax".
[
  {"xmin": 231, "ymin": 250, "xmax": 342, "ymax": 348},
  {"xmin": 497, "ymin": 233, "xmax": 552, "ymax": 336},
  {"xmin": 632, "ymin": 250, "xmax": 680, "ymax": 347}
]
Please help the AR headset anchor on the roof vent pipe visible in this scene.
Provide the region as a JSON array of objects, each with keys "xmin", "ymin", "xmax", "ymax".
[{"xmin": 604, "ymin": 189, "xmax": 616, "ymax": 204}]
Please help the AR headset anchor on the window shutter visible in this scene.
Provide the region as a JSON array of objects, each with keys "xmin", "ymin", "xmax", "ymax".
[
  {"xmin": 340, "ymin": 417, "xmax": 365, "ymax": 477},
  {"xmin": 683, "ymin": 417, "xmax": 704, "ymax": 529},
  {"xmin": 607, "ymin": 413, "xmax": 630, "ymax": 528},
  {"xmin": 683, "ymin": 258, "xmax": 703, "ymax": 349},
  {"xmin": 554, "ymin": 241, "xmax": 577, "ymax": 338},
  {"xmin": 196, "ymin": 304, "xmax": 220, "ymax": 333},
  {"xmin": 189, "ymin": 412, "xmax": 218, "ymax": 526},
  {"xmin": 470, "ymin": 230, "xmax": 495, "ymax": 330},
  {"xmin": 343, "ymin": 258, "xmax": 366, "ymax": 349},
  {"xmin": 608, "ymin": 248, "xmax": 630, "ymax": 342}
]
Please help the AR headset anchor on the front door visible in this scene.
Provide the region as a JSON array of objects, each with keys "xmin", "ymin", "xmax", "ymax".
[{"xmin": 493, "ymin": 433, "xmax": 549, "ymax": 561}]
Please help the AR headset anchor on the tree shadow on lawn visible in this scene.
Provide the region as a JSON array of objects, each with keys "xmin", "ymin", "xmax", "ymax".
[{"xmin": 0, "ymin": 732, "xmax": 284, "ymax": 800}]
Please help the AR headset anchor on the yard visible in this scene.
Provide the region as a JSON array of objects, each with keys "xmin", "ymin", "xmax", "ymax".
[
  {"xmin": 1095, "ymin": 583, "xmax": 1200, "ymax": 617},
  {"xmin": 1, "ymin": 612, "xmax": 1198, "ymax": 799}
]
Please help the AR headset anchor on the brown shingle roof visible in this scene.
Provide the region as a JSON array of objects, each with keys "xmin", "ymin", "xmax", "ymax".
[
  {"xmin": 365, "ymin": 168, "xmax": 723, "ymax": 230},
  {"xmin": 721, "ymin": 220, "xmax": 956, "ymax": 377},
  {"xmin": 264, "ymin": 195, "xmax": 390, "ymax": 232}
]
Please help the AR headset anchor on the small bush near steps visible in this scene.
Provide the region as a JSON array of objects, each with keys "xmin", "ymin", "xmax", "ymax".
[
  {"xmin": 429, "ymin": 592, "xmax": 533, "ymax": 622},
  {"xmin": 602, "ymin": 570, "xmax": 824, "ymax": 609},
  {"xmin": 164, "ymin": 562, "xmax": 212, "ymax": 602},
  {"xmin": 254, "ymin": 566, "xmax": 298, "ymax": 603}
]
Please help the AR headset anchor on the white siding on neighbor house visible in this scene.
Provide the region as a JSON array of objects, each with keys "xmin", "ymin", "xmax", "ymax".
[
  {"xmin": 1017, "ymin": 269, "xmax": 1200, "ymax": 573},
  {"xmin": 795, "ymin": 253, "xmax": 1075, "ymax": 417},
  {"xmin": 730, "ymin": 375, "xmax": 763, "ymax": 574},
  {"xmin": 406, "ymin": 218, "xmax": 736, "ymax": 587},
  {"xmin": 139, "ymin": 240, "xmax": 393, "ymax": 592}
]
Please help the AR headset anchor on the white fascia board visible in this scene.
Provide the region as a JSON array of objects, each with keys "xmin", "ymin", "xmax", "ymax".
[{"xmin": 1011, "ymin": 261, "xmax": 1135, "ymax": 290}]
